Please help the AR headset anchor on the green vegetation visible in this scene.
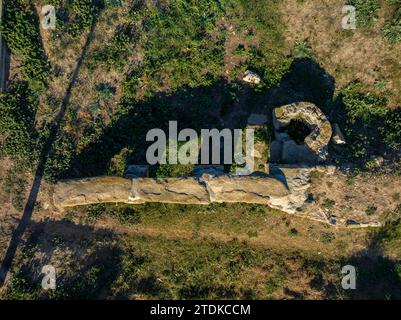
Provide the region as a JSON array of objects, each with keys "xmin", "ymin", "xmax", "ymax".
[
  {"xmin": 293, "ymin": 41, "xmax": 313, "ymax": 59},
  {"xmin": 320, "ymin": 232, "xmax": 335, "ymax": 244},
  {"xmin": 0, "ymin": 1, "xmax": 50, "ymax": 90},
  {"xmin": 0, "ymin": 83, "xmax": 39, "ymax": 162},
  {"xmin": 82, "ymin": 203, "xmax": 142, "ymax": 224},
  {"xmin": 95, "ymin": 83, "xmax": 116, "ymax": 100},
  {"xmin": 237, "ymin": 0, "xmax": 292, "ymax": 86},
  {"xmin": 2, "ymin": 166, "xmax": 27, "ymax": 211},
  {"xmin": 67, "ymin": 0, "xmax": 98, "ymax": 37},
  {"xmin": 138, "ymin": 0, "xmax": 226, "ymax": 91},
  {"xmin": 366, "ymin": 205, "xmax": 378, "ymax": 216},
  {"xmin": 335, "ymin": 82, "xmax": 401, "ymax": 162},
  {"xmin": 322, "ymin": 199, "xmax": 336, "ymax": 209},
  {"xmin": 341, "ymin": 82, "xmax": 388, "ymax": 123},
  {"xmin": 348, "ymin": 0, "xmax": 380, "ymax": 27},
  {"xmin": 87, "ymin": 24, "xmax": 137, "ymax": 71},
  {"xmin": 382, "ymin": 0, "xmax": 401, "ymax": 43}
]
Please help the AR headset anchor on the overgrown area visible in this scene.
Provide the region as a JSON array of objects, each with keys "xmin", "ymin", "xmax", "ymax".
[{"xmin": 0, "ymin": 0, "xmax": 401, "ymax": 300}]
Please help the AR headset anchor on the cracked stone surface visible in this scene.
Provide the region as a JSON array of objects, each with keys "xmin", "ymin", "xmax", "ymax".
[
  {"xmin": 200, "ymin": 174, "xmax": 290, "ymax": 204},
  {"xmin": 129, "ymin": 178, "xmax": 210, "ymax": 205},
  {"xmin": 52, "ymin": 176, "xmax": 132, "ymax": 207},
  {"xmin": 272, "ymin": 102, "xmax": 332, "ymax": 164}
]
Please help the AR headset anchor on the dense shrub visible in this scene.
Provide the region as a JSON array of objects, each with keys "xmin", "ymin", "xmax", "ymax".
[
  {"xmin": 341, "ymin": 82, "xmax": 388, "ymax": 123},
  {"xmin": 103, "ymin": 0, "xmax": 125, "ymax": 8},
  {"xmin": 87, "ymin": 24, "xmax": 136, "ymax": 71},
  {"xmin": 382, "ymin": 108, "xmax": 401, "ymax": 151},
  {"xmin": 337, "ymin": 82, "xmax": 401, "ymax": 162},
  {"xmin": 43, "ymin": 130, "xmax": 76, "ymax": 183},
  {"xmin": 67, "ymin": 0, "xmax": 97, "ymax": 37},
  {"xmin": 348, "ymin": 0, "xmax": 380, "ymax": 27},
  {"xmin": 0, "ymin": 1, "xmax": 50, "ymax": 90},
  {"xmin": 140, "ymin": 0, "xmax": 226, "ymax": 90},
  {"xmin": 0, "ymin": 83, "xmax": 38, "ymax": 162}
]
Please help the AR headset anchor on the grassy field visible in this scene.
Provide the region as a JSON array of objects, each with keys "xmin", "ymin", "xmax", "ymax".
[{"xmin": 1, "ymin": 203, "xmax": 401, "ymax": 299}]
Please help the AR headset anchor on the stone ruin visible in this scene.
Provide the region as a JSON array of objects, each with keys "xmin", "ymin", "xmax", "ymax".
[
  {"xmin": 270, "ymin": 102, "xmax": 332, "ymax": 164},
  {"xmin": 51, "ymin": 102, "xmax": 370, "ymax": 227}
]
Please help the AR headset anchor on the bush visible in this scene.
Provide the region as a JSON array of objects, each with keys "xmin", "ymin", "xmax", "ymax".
[
  {"xmin": 348, "ymin": 0, "xmax": 380, "ymax": 27},
  {"xmin": 95, "ymin": 83, "xmax": 116, "ymax": 100},
  {"xmin": 67, "ymin": 0, "xmax": 97, "ymax": 37},
  {"xmin": 366, "ymin": 206, "xmax": 378, "ymax": 216},
  {"xmin": 382, "ymin": 106, "xmax": 401, "ymax": 152},
  {"xmin": 293, "ymin": 41, "xmax": 313, "ymax": 59},
  {"xmin": 3, "ymin": 166, "xmax": 27, "ymax": 211},
  {"xmin": 103, "ymin": 0, "xmax": 125, "ymax": 8},
  {"xmin": 140, "ymin": 0, "xmax": 226, "ymax": 91},
  {"xmin": 87, "ymin": 24, "xmax": 136, "ymax": 71},
  {"xmin": 382, "ymin": 0, "xmax": 401, "ymax": 43},
  {"xmin": 337, "ymin": 82, "xmax": 391, "ymax": 161},
  {"xmin": 0, "ymin": 1, "xmax": 50, "ymax": 90},
  {"xmin": 238, "ymin": 0, "xmax": 292, "ymax": 87},
  {"xmin": 0, "ymin": 83, "xmax": 38, "ymax": 162},
  {"xmin": 341, "ymin": 82, "xmax": 388, "ymax": 123},
  {"xmin": 43, "ymin": 130, "xmax": 76, "ymax": 183},
  {"xmin": 320, "ymin": 232, "xmax": 335, "ymax": 244}
]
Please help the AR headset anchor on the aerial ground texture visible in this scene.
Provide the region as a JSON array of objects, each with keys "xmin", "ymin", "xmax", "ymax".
[{"xmin": 0, "ymin": 0, "xmax": 401, "ymax": 299}]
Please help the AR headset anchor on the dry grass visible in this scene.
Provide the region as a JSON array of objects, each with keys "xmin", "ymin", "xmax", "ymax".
[{"xmin": 280, "ymin": 0, "xmax": 401, "ymax": 108}]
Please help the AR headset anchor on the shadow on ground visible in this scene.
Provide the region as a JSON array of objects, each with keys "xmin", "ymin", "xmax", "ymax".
[
  {"xmin": 66, "ymin": 58, "xmax": 344, "ymax": 178},
  {"xmin": 0, "ymin": 9, "xmax": 101, "ymax": 286}
]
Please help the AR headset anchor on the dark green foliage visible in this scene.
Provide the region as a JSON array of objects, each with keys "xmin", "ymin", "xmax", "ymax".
[
  {"xmin": 87, "ymin": 204, "xmax": 106, "ymax": 220},
  {"xmin": 67, "ymin": 0, "xmax": 97, "ymax": 37},
  {"xmin": 335, "ymin": 82, "xmax": 395, "ymax": 161},
  {"xmin": 103, "ymin": 0, "xmax": 125, "ymax": 8},
  {"xmin": 348, "ymin": 0, "xmax": 380, "ymax": 27},
  {"xmin": 140, "ymin": 0, "xmax": 226, "ymax": 90},
  {"xmin": 43, "ymin": 130, "xmax": 76, "ymax": 183},
  {"xmin": 320, "ymin": 232, "xmax": 335, "ymax": 244},
  {"xmin": 293, "ymin": 41, "xmax": 313, "ymax": 59},
  {"xmin": 341, "ymin": 82, "xmax": 388, "ymax": 123},
  {"xmin": 366, "ymin": 205, "xmax": 378, "ymax": 216},
  {"xmin": 322, "ymin": 199, "xmax": 336, "ymax": 209},
  {"xmin": 0, "ymin": 1, "xmax": 50, "ymax": 90},
  {"xmin": 382, "ymin": 0, "xmax": 401, "ymax": 43},
  {"xmin": 2, "ymin": 166, "xmax": 26, "ymax": 211},
  {"xmin": 239, "ymin": 0, "xmax": 292, "ymax": 86},
  {"xmin": 0, "ymin": 83, "xmax": 38, "ymax": 162},
  {"xmin": 95, "ymin": 83, "xmax": 116, "ymax": 100},
  {"xmin": 382, "ymin": 108, "xmax": 401, "ymax": 151},
  {"xmin": 254, "ymin": 126, "xmax": 273, "ymax": 144},
  {"xmin": 107, "ymin": 206, "xmax": 142, "ymax": 224},
  {"xmin": 88, "ymin": 24, "xmax": 136, "ymax": 71},
  {"xmin": 156, "ymin": 163, "xmax": 194, "ymax": 178}
]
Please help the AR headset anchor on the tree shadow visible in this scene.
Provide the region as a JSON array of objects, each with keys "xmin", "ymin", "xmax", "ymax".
[
  {"xmin": 317, "ymin": 226, "xmax": 401, "ymax": 300},
  {"xmin": 0, "ymin": 12, "xmax": 101, "ymax": 286},
  {"xmin": 2, "ymin": 218, "xmax": 171, "ymax": 299},
  {"xmin": 66, "ymin": 58, "xmax": 341, "ymax": 178}
]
